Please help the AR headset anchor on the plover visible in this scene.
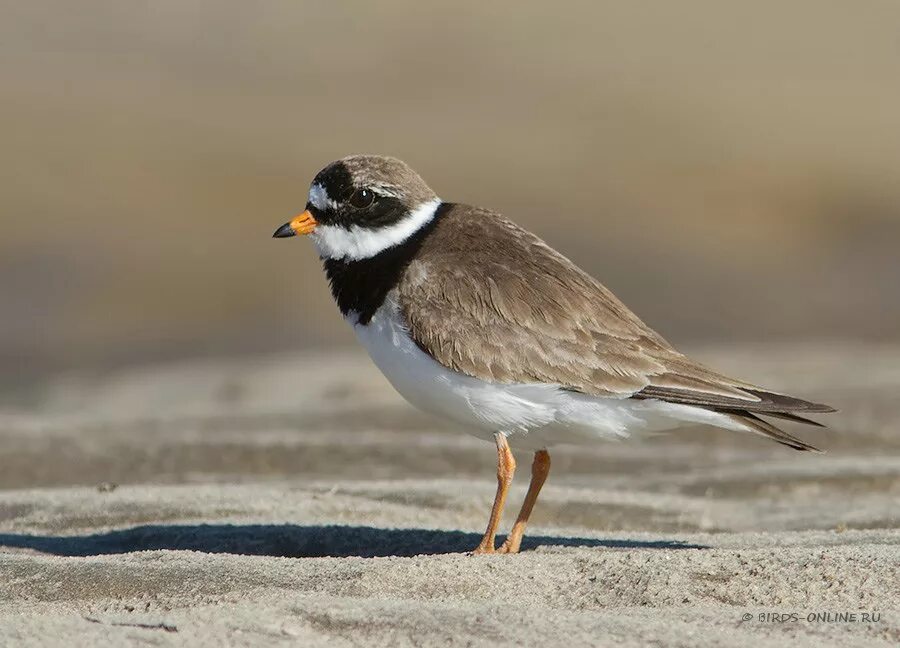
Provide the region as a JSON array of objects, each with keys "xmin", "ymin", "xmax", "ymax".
[{"xmin": 274, "ymin": 154, "xmax": 835, "ymax": 554}]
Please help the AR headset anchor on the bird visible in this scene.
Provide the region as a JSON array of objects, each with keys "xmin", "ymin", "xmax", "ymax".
[{"xmin": 273, "ymin": 154, "xmax": 836, "ymax": 554}]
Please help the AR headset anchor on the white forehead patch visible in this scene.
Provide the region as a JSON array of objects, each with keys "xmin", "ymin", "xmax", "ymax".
[
  {"xmin": 308, "ymin": 183, "xmax": 338, "ymax": 211},
  {"xmin": 311, "ymin": 198, "xmax": 442, "ymax": 261}
]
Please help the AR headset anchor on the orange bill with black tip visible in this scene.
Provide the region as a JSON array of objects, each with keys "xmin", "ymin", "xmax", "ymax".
[{"xmin": 273, "ymin": 210, "xmax": 317, "ymax": 238}]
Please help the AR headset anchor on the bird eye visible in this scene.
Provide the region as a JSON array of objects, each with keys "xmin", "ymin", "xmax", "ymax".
[{"xmin": 348, "ymin": 188, "xmax": 375, "ymax": 209}]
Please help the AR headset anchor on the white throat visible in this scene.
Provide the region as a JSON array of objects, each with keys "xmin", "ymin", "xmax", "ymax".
[{"xmin": 311, "ymin": 198, "xmax": 442, "ymax": 261}]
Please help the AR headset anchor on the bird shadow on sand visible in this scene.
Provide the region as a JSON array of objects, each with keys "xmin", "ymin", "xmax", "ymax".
[{"xmin": 0, "ymin": 524, "xmax": 708, "ymax": 558}]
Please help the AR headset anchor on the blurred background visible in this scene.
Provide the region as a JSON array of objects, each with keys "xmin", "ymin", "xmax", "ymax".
[{"xmin": 3, "ymin": 0, "xmax": 900, "ymax": 391}]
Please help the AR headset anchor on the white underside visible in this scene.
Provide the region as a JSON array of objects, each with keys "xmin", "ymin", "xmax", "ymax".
[{"xmin": 351, "ymin": 297, "xmax": 749, "ymax": 451}]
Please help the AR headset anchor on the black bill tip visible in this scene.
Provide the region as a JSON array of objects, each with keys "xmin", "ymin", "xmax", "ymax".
[{"xmin": 273, "ymin": 222, "xmax": 296, "ymax": 238}]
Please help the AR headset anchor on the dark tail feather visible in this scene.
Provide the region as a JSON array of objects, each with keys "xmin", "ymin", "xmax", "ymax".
[
  {"xmin": 725, "ymin": 412, "xmax": 822, "ymax": 452},
  {"xmin": 635, "ymin": 385, "xmax": 837, "ymax": 415},
  {"xmin": 742, "ymin": 389, "xmax": 837, "ymax": 414},
  {"xmin": 754, "ymin": 410, "xmax": 827, "ymax": 428},
  {"xmin": 718, "ymin": 407, "xmax": 827, "ymax": 428}
]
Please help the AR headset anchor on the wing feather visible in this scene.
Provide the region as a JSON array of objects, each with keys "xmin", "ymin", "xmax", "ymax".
[{"xmin": 397, "ymin": 204, "xmax": 835, "ymax": 418}]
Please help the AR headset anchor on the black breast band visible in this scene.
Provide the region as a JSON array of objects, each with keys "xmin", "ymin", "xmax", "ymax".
[{"xmin": 323, "ymin": 202, "xmax": 451, "ymax": 324}]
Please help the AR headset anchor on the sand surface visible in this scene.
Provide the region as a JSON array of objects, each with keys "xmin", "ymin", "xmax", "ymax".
[{"xmin": 1, "ymin": 344, "xmax": 898, "ymax": 646}]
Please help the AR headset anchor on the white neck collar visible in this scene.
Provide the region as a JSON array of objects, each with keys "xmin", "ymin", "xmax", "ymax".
[{"xmin": 311, "ymin": 198, "xmax": 442, "ymax": 261}]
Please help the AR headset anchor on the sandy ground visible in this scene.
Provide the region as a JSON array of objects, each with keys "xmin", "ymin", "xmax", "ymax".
[{"xmin": 1, "ymin": 344, "xmax": 898, "ymax": 646}]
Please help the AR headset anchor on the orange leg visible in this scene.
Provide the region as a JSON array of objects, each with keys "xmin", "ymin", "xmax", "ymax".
[
  {"xmin": 472, "ymin": 433, "xmax": 516, "ymax": 554},
  {"xmin": 498, "ymin": 449, "xmax": 551, "ymax": 554}
]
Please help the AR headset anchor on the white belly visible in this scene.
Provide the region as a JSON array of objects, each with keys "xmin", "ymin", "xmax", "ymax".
[{"xmin": 351, "ymin": 298, "xmax": 743, "ymax": 450}]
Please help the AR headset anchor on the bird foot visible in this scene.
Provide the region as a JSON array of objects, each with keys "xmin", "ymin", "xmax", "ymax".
[
  {"xmin": 471, "ymin": 540, "xmax": 496, "ymax": 554},
  {"xmin": 497, "ymin": 538, "xmax": 521, "ymax": 554}
]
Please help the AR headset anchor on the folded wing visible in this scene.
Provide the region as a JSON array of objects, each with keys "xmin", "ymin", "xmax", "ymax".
[{"xmin": 398, "ymin": 204, "xmax": 834, "ymax": 449}]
